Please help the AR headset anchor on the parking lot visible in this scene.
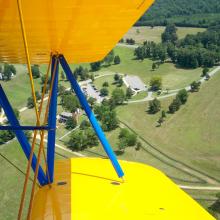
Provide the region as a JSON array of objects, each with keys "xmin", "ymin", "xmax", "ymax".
[
  {"xmin": 82, "ymin": 83, "xmax": 104, "ymax": 103},
  {"xmin": 123, "ymin": 75, "xmax": 147, "ymax": 92}
]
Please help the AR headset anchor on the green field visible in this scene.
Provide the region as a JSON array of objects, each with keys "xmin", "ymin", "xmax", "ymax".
[
  {"xmin": 0, "ymin": 27, "xmax": 219, "ymax": 219},
  {"xmin": 94, "ymin": 74, "xmax": 127, "ymax": 95},
  {"xmin": 93, "ymin": 47, "xmax": 204, "ymax": 90},
  {"xmin": 123, "ymin": 26, "xmax": 206, "ymax": 44},
  {"xmin": 0, "ymin": 139, "xmax": 74, "ymax": 220},
  {"xmin": 116, "ymin": 71, "xmax": 220, "ymax": 181}
]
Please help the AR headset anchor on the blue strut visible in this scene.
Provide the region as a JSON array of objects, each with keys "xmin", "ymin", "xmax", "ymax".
[
  {"xmin": 46, "ymin": 55, "xmax": 59, "ymax": 183},
  {"xmin": 59, "ymin": 54, "xmax": 124, "ymax": 178},
  {"xmin": 0, "ymin": 85, "xmax": 47, "ymax": 185}
]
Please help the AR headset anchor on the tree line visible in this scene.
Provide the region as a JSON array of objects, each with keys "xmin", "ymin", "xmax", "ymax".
[
  {"xmin": 134, "ymin": 24, "xmax": 220, "ymax": 69},
  {"xmin": 137, "ymin": 0, "xmax": 220, "ymax": 28}
]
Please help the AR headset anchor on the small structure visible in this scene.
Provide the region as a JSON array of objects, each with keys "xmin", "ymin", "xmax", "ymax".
[
  {"xmin": 124, "ymin": 75, "xmax": 146, "ymax": 92},
  {"xmin": 58, "ymin": 112, "xmax": 72, "ymax": 123}
]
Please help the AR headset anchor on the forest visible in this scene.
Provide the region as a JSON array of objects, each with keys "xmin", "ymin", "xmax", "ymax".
[{"xmin": 138, "ymin": 0, "xmax": 220, "ymax": 27}]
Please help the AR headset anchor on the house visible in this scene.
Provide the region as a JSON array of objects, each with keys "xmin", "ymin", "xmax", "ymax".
[{"xmin": 58, "ymin": 112, "xmax": 73, "ymax": 123}]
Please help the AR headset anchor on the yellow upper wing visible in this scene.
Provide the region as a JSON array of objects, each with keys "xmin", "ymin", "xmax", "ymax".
[{"xmin": 0, "ymin": 0, "xmax": 154, "ymax": 64}]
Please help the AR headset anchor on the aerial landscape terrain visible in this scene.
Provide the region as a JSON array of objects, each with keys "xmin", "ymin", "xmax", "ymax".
[{"xmin": 0, "ymin": 0, "xmax": 220, "ymax": 219}]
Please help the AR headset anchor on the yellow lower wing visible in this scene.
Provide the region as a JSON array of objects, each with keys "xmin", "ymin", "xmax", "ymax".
[{"xmin": 31, "ymin": 158, "xmax": 215, "ymax": 220}]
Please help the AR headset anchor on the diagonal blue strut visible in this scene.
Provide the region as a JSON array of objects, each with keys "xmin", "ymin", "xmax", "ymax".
[
  {"xmin": 0, "ymin": 85, "xmax": 47, "ymax": 185},
  {"xmin": 59, "ymin": 54, "xmax": 124, "ymax": 178}
]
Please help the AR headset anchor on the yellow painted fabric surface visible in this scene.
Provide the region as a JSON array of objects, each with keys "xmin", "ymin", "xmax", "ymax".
[
  {"xmin": 31, "ymin": 158, "xmax": 215, "ymax": 220},
  {"xmin": 0, "ymin": 0, "xmax": 154, "ymax": 64}
]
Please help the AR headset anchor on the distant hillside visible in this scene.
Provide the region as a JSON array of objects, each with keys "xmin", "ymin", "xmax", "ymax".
[{"xmin": 137, "ymin": 0, "xmax": 220, "ymax": 27}]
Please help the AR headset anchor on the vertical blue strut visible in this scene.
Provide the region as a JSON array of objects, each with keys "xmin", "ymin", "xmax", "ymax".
[{"xmin": 47, "ymin": 55, "xmax": 59, "ymax": 183}]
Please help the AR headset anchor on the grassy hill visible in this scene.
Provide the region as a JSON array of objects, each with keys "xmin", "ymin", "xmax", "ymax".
[
  {"xmin": 138, "ymin": 0, "xmax": 220, "ymax": 27},
  {"xmin": 116, "ymin": 70, "xmax": 220, "ymax": 181}
]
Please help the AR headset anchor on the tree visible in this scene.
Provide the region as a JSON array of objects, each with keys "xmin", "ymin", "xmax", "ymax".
[
  {"xmin": 94, "ymin": 104, "xmax": 119, "ymax": 131},
  {"xmin": 127, "ymin": 133, "xmax": 137, "ymax": 146},
  {"xmin": 126, "ymin": 87, "xmax": 133, "ymax": 99},
  {"xmin": 27, "ymin": 97, "xmax": 34, "ymax": 108},
  {"xmin": 25, "ymin": 131, "xmax": 32, "ymax": 141},
  {"xmin": 41, "ymin": 74, "xmax": 50, "ymax": 84},
  {"xmin": 152, "ymin": 63, "xmax": 157, "ymax": 71},
  {"xmin": 90, "ymin": 74, "xmax": 95, "ymax": 82},
  {"xmin": 118, "ymin": 77, "xmax": 123, "ymax": 87},
  {"xmin": 3, "ymin": 64, "xmax": 12, "ymax": 81},
  {"xmin": 79, "ymin": 68, "xmax": 89, "ymax": 81},
  {"xmin": 114, "ymin": 55, "xmax": 121, "ymax": 65},
  {"xmin": 100, "ymin": 87, "xmax": 109, "ymax": 97},
  {"xmin": 90, "ymin": 61, "xmax": 102, "ymax": 71},
  {"xmin": 0, "ymin": 130, "xmax": 15, "ymax": 144},
  {"xmin": 68, "ymin": 130, "xmax": 87, "ymax": 151},
  {"xmin": 114, "ymin": 73, "xmax": 120, "ymax": 82},
  {"xmin": 148, "ymin": 98, "xmax": 161, "ymax": 114},
  {"xmin": 134, "ymin": 47, "xmax": 145, "ymax": 60},
  {"xmin": 31, "ymin": 65, "xmax": 40, "ymax": 78},
  {"xmin": 85, "ymin": 128, "xmax": 99, "ymax": 146},
  {"xmin": 104, "ymin": 50, "xmax": 114, "ymax": 66},
  {"xmin": 65, "ymin": 117, "xmax": 77, "ymax": 130},
  {"xmin": 13, "ymin": 108, "xmax": 20, "ymax": 120},
  {"xmin": 150, "ymin": 76, "xmax": 162, "ymax": 91},
  {"xmin": 176, "ymin": 89, "xmax": 188, "ymax": 104},
  {"xmin": 118, "ymin": 138, "xmax": 127, "ymax": 153},
  {"xmin": 161, "ymin": 110, "xmax": 166, "ymax": 118},
  {"xmin": 169, "ymin": 97, "xmax": 182, "ymax": 113},
  {"xmin": 80, "ymin": 120, "xmax": 90, "ymax": 130},
  {"xmin": 35, "ymin": 91, "xmax": 41, "ymax": 101},
  {"xmin": 58, "ymin": 85, "xmax": 66, "ymax": 96},
  {"xmin": 126, "ymin": 38, "xmax": 135, "ymax": 45},
  {"xmin": 161, "ymin": 24, "xmax": 178, "ymax": 44},
  {"xmin": 118, "ymin": 128, "xmax": 137, "ymax": 148},
  {"xmin": 157, "ymin": 117, "xmax": 164, "ymax": 126},
  {"xmin": 135, "ymin": 142, "xmax": 142, "ymax": 151},
  {"xmin": 73, "ymin": 66, "xmax": 89, "ymax": 81},
  {"xmin": 190, "ymin": 81, "xmax": 201, "ymax": 92},
  {"xmin": 9, "ymin": 65, "xmax": 16, "ymax": 75},
  {"xmin": 167, "ymin": 42, "xmax": 177, "ymax": 62},
  {"xmin": 202, "ymin": 67, "xmax": 209, "ymax": 77},
  {"xmin": 61, "ymin": 71, "xmax": 66, "ymax": 80},
  {"xmin": 61, "ymin": 94, "xmax": 80, "ymax": 112},
  {"xmin": 111, "ymin": 88, "xmax": 125, "ymax": 105},
  {"xmin": 119, "ymin": 38, "xmax": 124, "ymax": 43},
  {"xmin": 87, "ymin": 97, "xmax": 96, "ymax": 108},
  {"xmin": 102, "ymin": 82, "xmax": 109, "ymax": 87}
]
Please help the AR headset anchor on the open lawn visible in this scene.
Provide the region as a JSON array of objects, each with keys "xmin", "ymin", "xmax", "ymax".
[
  {"xmin": 93, "ymin": 74, "xmax": 127, "ymax": 96},
  {"xmin": 124, "ymin": 26, "xmax": 206, "ymax": 44},
  {"xmin": 116, "ymin": 71, "xmax": 220, "ymax": 181},
  {"xmin": 1, "ymin": 65, "xmax": 42, "ymax": 108},
  {"xmin": 83, "ymin": 127, "xmax": 207, "ymax": 186},
  {"xmin": 93, "ymin": 47, "xmax": 204, "ymax": 90},
  {"xmin": 0, "ymin": 139, "xmax": 74, "ymax": 220}
]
